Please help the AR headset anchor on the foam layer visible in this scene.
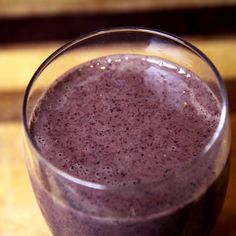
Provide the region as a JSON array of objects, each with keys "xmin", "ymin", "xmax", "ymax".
[{"xmin": 30, "ymin": 54, "xmax": 220, "ymax": 186}]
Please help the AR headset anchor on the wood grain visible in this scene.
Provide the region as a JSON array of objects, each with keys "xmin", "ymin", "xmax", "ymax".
[
  {"xmin": 0, "ymin": 37, "xmax": 236, "ymax": 92},
  {"xmin": 0, "ymin": 122, "xmax": 50, "ymax": 236},
  {"xmin": 0, "ymin": 0, "xmax": 235, "ymax": 16}
]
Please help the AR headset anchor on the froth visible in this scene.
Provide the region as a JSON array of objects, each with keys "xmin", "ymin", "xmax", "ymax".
[{"xmin": 30, "ymin": 54, "xmax": 220, "ymax": 187}]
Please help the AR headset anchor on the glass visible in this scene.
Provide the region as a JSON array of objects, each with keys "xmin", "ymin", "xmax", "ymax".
[{"xmin": 23, "ymin": 28, "xmax": 231, "ymax": 236}]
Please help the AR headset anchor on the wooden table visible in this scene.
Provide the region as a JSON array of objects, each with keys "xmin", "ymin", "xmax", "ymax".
[
  {"xmin": 0, "ymin": 38, "xmax": 235, "ymax": 235},
  {"xmin": 0, "ymin": 0, "xmax": 236, "ymax": 16}
]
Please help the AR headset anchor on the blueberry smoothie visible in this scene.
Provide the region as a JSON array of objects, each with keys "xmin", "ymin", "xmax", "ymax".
[{"xmin": 29, "ymin": 54, "xmax": 229, "ymax": 236}]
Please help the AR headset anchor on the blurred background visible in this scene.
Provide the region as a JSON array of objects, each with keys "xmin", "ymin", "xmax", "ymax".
[{"xmin": 0, "ymin": 0, "xmax": 236, "ymax": 235}]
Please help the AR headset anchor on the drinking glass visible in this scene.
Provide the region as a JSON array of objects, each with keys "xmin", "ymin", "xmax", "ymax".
[{"xmin": 23, "ymin": 28, "xmax": 231, "ymax": 236}]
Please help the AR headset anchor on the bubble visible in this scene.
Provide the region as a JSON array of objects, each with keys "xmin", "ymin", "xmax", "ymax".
[
  {"xmin": 35, "ymin": 136, "xmax": 46, "ymax": 146},
  {"xmin": 120, "ymin": 172, "xmax": 126, "ymax": 177},
  {"xmin": 31, "ymin": 115, "xmax": 38, "ymax": 123}
]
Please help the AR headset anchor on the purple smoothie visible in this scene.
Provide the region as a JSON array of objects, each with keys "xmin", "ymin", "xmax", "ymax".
[{"xmin": 29, "ymin": 54, "xmax": 229, "ymax": 236}]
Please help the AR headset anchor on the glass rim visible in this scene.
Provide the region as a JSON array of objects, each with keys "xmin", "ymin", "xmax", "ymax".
[{"xmin": 22, "ymin": 27, "xmax": 228, "ymax": 191}]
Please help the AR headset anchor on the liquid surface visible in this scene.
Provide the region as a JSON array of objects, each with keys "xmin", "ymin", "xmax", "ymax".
[{"xmin": 30, "ymin": 54, "xmax": 220, "ymax": 186}]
